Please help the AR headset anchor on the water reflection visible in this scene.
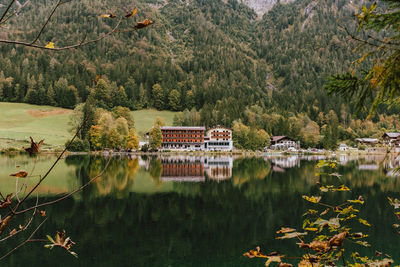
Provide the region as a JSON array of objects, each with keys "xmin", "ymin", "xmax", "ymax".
[{"xmin": 1, "ymin": 154, "xmax": 400, "ymax": 266}]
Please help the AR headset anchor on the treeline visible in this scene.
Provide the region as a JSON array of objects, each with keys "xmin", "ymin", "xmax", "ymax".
[{"xmin": 173, "ymin": 105, "xmax": 400, "ymax": 150}]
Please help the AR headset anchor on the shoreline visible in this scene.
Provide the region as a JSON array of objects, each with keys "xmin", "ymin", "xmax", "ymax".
[{"xmin": 0, "ymin": 148, "xmax": 394, "ymax": 157}]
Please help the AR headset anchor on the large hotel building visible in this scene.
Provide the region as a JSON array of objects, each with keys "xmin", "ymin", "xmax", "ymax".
[{"xmin": 160, "ymin": 126, "xmax": 233, "ymax": 151}]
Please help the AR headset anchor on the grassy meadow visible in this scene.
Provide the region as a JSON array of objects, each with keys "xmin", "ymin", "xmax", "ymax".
[
  {"xmin": 0, "ymin": 103, "xmax": 179, "ymax": 149},
  {"xmin": 0, "ymin": 102, "xmax": 73, "ymax": 149},
  {"xmin": 131, "ymin": 109, "xmax": 178, "ymax": 135}
]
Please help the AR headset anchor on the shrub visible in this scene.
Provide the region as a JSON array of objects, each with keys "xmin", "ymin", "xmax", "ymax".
[{"xmin": 66, "ymin": 139, "xmax": 90, "ymax": 152}]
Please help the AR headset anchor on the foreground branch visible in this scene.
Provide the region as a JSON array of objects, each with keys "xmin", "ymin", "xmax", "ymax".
[
  {"xmin": 16, "ymin": 157, "xmax": 111, "ymax": 214},
  {"xmin": 0, "ymin": 218, "xmax": 47, "ymax": 262}
]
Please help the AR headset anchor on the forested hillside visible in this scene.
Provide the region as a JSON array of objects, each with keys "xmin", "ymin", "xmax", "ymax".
[{"xmin": 1, "ymin": 0, "xmax": 397, "ymax": 140}]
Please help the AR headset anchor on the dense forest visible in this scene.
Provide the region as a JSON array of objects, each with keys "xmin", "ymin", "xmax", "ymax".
[{"xmin": 1, "ymin": 0, "xmax": 399, "ymax": 149}]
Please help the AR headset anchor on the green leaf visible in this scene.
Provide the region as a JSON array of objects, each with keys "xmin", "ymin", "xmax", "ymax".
[
  {"xmin": 302, "ymin": 195, "xmax": 321, "ymax": 204},
  {"xmin": 359, "ymin": 218, "xmax": 371, "ymax": 227},
  {"xmin": 347, "ymin": 199, "xmax": 364, "ymax": 205},
  {"xmin": 340, "ymin": 206, "xmax": 359, "ymax": 215},
  {"xmin": 46, "ymin": 235, "xmax": 55, "ymax": 244},
  {"xmin": 303, "ymin": 209, "xmax": 318, "ymax": 216}
]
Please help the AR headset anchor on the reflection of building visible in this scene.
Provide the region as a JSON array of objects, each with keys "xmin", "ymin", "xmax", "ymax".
[
  {"xmin": 161, "ymin": 126, "xmax": 205, "ymax": 151},
  {"xmin": 339, "ymin": 144, "xmax": 348, "ymax": 151},
  {"xmin": 204, "ymin": 157, "xmax": 233, "ymax": 181},
  {"xmin": 204, "ymin": 127, "xmax": 233, "ymax": 151},
  {"xmin": 358, "ymin": 164, "xmax": 379, "ymax": 170},
  {"xmin": 269, "ymin": 156, "xmax": 299, "ymax": 172},
  {"xmin": 270, "ymin": 136, "xmax": 298, "ymax": 150},
  {"xmin": 160, "ymin": 157, "xmax": 205, "ymax": 182}
]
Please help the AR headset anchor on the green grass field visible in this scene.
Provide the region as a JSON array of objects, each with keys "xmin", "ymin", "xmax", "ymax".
[
  {"xmin": 131, "ymin": 109, "xmax": 179, "ymax": 135},
  {"xmin": 0, "ymin": 102, "xmax": 73, "ymax": 149},
  {"xmin": 0, "ymin": 103, "xmax": 179, "ymax": 148}
]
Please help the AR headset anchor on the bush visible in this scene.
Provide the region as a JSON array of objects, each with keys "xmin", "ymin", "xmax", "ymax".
[
  {"xmin": 66, "ymin": 138, "xmax": 90, "ymax": 152},
  {"xmin": 140, "ymin": 144, "xmax": 149, "ymax": 152}
]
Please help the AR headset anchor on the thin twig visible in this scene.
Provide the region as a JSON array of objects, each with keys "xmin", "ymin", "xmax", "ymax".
[
  {"xmin": 0, "ymin": 19, "xmax": 125, "ymax": 51},
  {"xmin": 16, "ymin": 157, "xmax": 111, "ymax": 214},
  {"xmin": 0, "ymin": 218, "xmax": 47, "ymax": 262},
  {"xmin": 30, "ymin": 0, "xmax": 64, "ymax": 45},
  {"xmin": 0, "ymin": 196, "xmax": 38, "ymax": 243},
  {"xmin": 0, "ymin": 0, "xmax": 16, "ymax": 23},
  {"xmin": 0, "ymin": 0, "xmax": 30, "ymax": 26},
  {"xmin": 340, "ymin": 24, "xmax": 381, "ymax": 48}
]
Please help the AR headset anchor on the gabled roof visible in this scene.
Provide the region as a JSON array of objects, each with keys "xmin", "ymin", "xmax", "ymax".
[
  {"xmin": 383, "ymin": 132, "xmax": 400, "ymax": 138},
  {"xmin": 271, "ymin": 136, "xmax": 293, "ymax": 142},
  {"xmin": 355, "ymin": 138, "xmax": 379, "ymax": 143}
]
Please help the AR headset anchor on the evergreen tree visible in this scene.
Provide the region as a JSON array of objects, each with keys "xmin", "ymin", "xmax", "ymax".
[
  {"xmin": 152, "ymin": 83, "xmax": 164, "ymax": 110},
  {"xmin": 46, "ymin": 85, "xmax": 55, "ymax": 105},
  {"xmin": 168, "ymin": 89, "xmax": 181, "ymax": 111},
  {"xmin": 111, "ymin": 85, "xmax": 128, "ymax": 107}
]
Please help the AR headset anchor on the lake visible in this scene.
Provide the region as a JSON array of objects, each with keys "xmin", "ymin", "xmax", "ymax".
[{"xmin": 0, "ymin": 153, "xmax": 399, "ymax": 266}]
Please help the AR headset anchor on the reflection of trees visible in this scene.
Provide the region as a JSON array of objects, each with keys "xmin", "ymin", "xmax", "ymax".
[
  {"xmin": 7, "ymin": 181, "xmax": 400, "ymax": 266},
  {"xmin": 232, "ymin": 157, "xmax": 271, "ymax": 187},
  {"xmin": 91, "ymin": 157, "xmax": 139, "ymax": 198},
  {"xmin": 3, "ymin": 156, "xmax": 400, "ymax": 265},
  {"xmin": 149, "ymin": 157, "xmax": 162, "ymax": 186},
  {"xmin": 65, "ymin": 156, "xmax": 140, "ymax": 198}
]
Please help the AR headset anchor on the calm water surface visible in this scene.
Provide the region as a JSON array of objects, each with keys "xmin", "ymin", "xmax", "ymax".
[{"xmin": 0, "ymin": 154, "xmax": 399, "ymax": 266}]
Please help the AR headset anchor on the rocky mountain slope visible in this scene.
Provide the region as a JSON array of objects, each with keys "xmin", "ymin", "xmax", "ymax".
[{"xmin": 239, "ymin": 0, "xmax": 296, "ymax": 16}]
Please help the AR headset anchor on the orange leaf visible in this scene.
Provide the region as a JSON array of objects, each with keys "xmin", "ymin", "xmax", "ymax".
[
  {"xmin": 125, "ymin": 8, "xmax": 137, "ymax": 18},
  {"xmin": 10, "ymin": 170, "xmax": 28, "ymax": 178},
  {"xmin": 9, "ymin": 229, "xmax": 17, "ymax": 236}
]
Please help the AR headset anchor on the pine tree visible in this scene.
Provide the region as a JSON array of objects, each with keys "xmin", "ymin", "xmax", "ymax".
[
  {"xmin": 152, "ymin": 83, "xmax": 164, "ymax": 110},
  {"xmin": 168, "ymin": 89, "xmax": 181, "ymax": 111},
  {"xmin": 46, "ymin": 85, "xmax": 55, "ymax": 105}
]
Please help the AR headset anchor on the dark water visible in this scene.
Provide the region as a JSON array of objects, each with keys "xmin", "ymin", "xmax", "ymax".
[{"xmin": 0, "ymin": 154, "xmax": 399, "ymax": 266}]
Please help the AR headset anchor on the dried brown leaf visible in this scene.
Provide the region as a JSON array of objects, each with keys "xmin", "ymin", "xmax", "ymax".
[
  {"xmin": 9, "ymin": 170, "xmax": 28, "ymax": 178},
  {"xmin": 9, "ymin": 229, "xmax": 17, "ymax": 236},
  {"xmin": 276, "ymin": 227, "xmax": 296, "ymax": 234},
  {"xmin": 0, "ymin": 194, "xmax": 12, "ymax": 209},
  {"xmin": 0, "ymin": 215, "xmax": 12, "ymax": 236}
]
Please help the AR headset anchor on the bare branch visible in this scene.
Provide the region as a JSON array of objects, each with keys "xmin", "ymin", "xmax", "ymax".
[
  {"xmin": 339, "ymin": 24, "xmax": 381, "ymax": 48},
  {"xmin": 0, "ymin": 218, "xmax": 47, "ymax": 261},
  {"xmin": 14, "ymin": 118, "xmax": 86, "ymax": 209},
  {"xmin": 366, "ymin": 34, "xmax": 400, "ymax": 49},
  {"xmin": 0, "ymin": 19, "xmax": 130, "ymax": 51},
  {"xmin": 0, "ymin": 0, "xmax": 16, "ymax": 23},
  {"xmin": 16, "ymin": 157, "xmax": 112, "ymax": 214},
  {"xmin": 0, "ymin": 0, "xmax": 30, "ymax": 26},
  {"xmin": 30, "ymin": 0, "xmax": 67, "ymax": 45},
  {"xmin": 0, "ymin": 196, "xmax": 39, "ymax": 243}
]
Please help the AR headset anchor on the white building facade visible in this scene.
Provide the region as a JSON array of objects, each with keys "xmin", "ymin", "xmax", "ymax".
[{"xmin": 204, "ymin": 127, "xmax": 233, "ymax": 151}]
